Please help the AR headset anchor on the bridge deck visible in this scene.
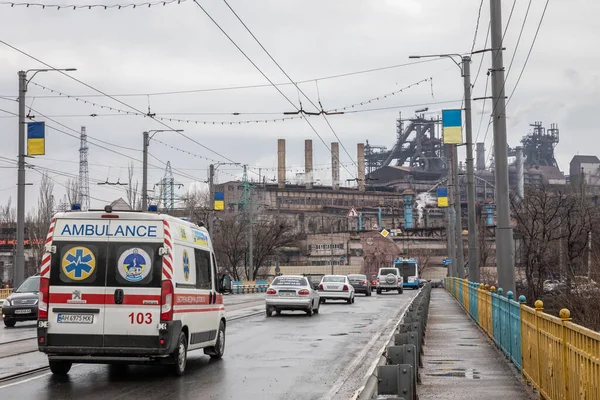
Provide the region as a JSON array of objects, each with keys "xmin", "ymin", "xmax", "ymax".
[{"xmin": 419, "ymin": 289, "xmax": 533, "ymax": 399}]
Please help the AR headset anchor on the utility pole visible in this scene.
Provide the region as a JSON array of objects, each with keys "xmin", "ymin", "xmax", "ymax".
[
  {"xmin": 15, "ymin": 71, "xmax": 26, "ymax": 288},
  {"xmin": 141, "ymin": 129, "xmax": 183, "ymax": 212},
  {"xmin": 453, "ymin": 145, "xmax": 464, "ymax": 278},
  {"xmin": 330, "ymin": 221, "xmax": 334, "ymax": 275},
  {"xmin": 462, "ymin": 56, "xmax": 480, "ymax": 282},
  {"xmin": 142, "ymin": 131, "xmax": 149, "ymax": 211},
  {"xmin": 490, "ymin": 0, "xmax": 515, "ymax": 294},
  {"xmin": 447, "ymin": 145, "xmax": 457, "ymax": 276},
  {"xmin": 208, "ymin": 164, "xmax": 215, "ymax": 232}
]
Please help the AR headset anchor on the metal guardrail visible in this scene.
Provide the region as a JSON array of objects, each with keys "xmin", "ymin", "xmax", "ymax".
[
  {"xmin": 357, "ymin": 283, "xmax": 432, "ymax": 400},
  {"xmin": 445, "ymin": 277, "xmax": 600, "ymax": 400},
  {"xmin": 0, "ymin": 288, "xmax": 12, "ymax": 300}
]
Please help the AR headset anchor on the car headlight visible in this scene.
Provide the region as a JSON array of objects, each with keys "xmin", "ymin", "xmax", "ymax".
[{"xmin": 2, "ymin": 299, "xmax": 9, "ymax": 307}]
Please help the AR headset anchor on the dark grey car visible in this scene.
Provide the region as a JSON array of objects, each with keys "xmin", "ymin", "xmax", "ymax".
[
  {"xmin": 348, "ymin": 274, "xmax": 372, "ymax": 296},
  {"xmin": 2, "ymin": 275, "xmax": 40, "ymax": 328}
]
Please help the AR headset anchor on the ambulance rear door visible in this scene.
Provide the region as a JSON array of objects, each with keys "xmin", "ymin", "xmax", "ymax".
[
  {"xmin": 46, "ymin": 218, "xmax": 110, "ymax": 348},
  {"xmin": 102, "ymin": 219, "xmax": 164, "ymax": 349}
]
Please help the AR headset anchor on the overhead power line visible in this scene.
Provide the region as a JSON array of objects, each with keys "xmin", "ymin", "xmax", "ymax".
[
  {"xmin": 191, "ymin": 0, "xmax": 356, "ymax": 178},
  {"xmin": 1, "ymin": 0, "xmax": 185, "ymax": 10},
  {"xmin": 220, "ymin": 0, "xmax": 357, "ymax": 169},
  {"xmin": 0, "ymin": 38, "xmax": 239, "ymax": 165}
]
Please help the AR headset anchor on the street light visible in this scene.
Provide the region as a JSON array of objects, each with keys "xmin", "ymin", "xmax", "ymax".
[
  {"xmin": 142, "ymin": 129, "xmax": 183, "ymax": 210},
  {"xmin": 409, "ymin": 53, "xmax": 475, "ymax": 280},
  {"xmin": 15, "ymin": 67, "xmax": 76, "ymax": 288}
]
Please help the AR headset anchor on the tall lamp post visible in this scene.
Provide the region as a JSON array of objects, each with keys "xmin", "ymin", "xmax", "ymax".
[
  {"xmin": 15, "ymin": 68, "xmax": 76, "ymax": 288},
  {"xmin": 409, "ymin": 53, "xmax": 479, "ymax": 281},
  {"xmin": 142, "ymin": 129, "xmax": 183, "ymax": 211}
]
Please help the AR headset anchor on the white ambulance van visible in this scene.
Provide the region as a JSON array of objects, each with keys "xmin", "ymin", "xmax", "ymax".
[{"xmin": 37, "ymin": 205, "xmax": 231, "ymax": 376}]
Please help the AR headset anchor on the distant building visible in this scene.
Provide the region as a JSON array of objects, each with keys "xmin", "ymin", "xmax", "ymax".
[{"xmin": 570, "ymin": 155, "xmax": 600, "ymax": 186}]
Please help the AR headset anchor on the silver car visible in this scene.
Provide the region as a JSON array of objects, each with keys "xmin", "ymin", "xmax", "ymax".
[{"xmin": 265, "ymin": 275, "xmax": 320, "ymax": 317}]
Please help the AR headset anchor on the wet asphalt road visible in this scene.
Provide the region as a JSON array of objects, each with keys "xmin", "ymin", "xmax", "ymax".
[{"xmin": 0, "ymin": 290, "xmax": 417, "ymax": 400}]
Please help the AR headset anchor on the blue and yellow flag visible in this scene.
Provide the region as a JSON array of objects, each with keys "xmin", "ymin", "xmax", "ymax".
[
  {"xmin": 442, "ymin": 109, "xmax": 462, "ymax": 144},
  {"xmin": 437, "ymin": 187, "xmax": 448, "ymax": 207},
  {"xmin": 27, "ymin": 121, "xmax": 45, "ymax": 156},
  {"xmin": 214, "ymin": 191, "xmax": 224, "ymax": 211}
]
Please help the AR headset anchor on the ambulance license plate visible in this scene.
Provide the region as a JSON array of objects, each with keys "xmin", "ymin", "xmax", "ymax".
[{"xmin": 57, "ymin": 314, "xmax": 93, "ymax": 324}]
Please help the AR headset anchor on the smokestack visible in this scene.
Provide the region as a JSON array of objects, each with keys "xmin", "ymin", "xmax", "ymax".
[
  {"xmin": 331, "ymin": 142, "xmax": 340, "ymax": 190},
  {"xmin": 516, "ymin": 146, "xmax": 524, "ymax": 199},
  {"xmin": 277, "ymin": 139, "xmax": 286, "ymax": 189},
  {"xmin": 476, "ymin": 142, "xmax": 486, "ymax": 171},
  {"xmin": 305, "ymin": 140, "xmax": 313, "ymax": 190},
  {"xmin": 357, "ymin": 143, "xmax": 365, "ymax": 192}
]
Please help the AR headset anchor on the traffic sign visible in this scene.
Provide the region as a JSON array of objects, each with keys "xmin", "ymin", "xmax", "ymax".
[
  {"xmin": 380, "ymin": 229, "xmax": 389, "ymax": 238},
  {"xmin": 347, "ymin": 206, "xmax": 359, "ymax": 218},
  {"xmin": 442, "ymin": 258, "xmax": 452, "ymax": 265},
  {"xmin": 372, "ymin": 223, "xmax": 378, "ymax": 230},
  {"xmin": 340, "ymin": 256, "xmax": 345, "ymax": 262}
]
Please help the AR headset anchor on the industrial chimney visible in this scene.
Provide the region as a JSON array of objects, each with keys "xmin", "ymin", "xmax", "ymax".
[
  {"xmin": 278, "ymin": 139, "xmax": 286, "ymax": 189},
  {"xmin": 331, "ymin": 142, "xmax": 340, "ymax": 191},
  {"xmin": 305, "ymin": 139, "xmax": 313, "ymax": 190},
  {"xmin": 476, "ymin": 142, "xmax": 486, "ymax": 171},
  {"xmin": 357, "ymin": 143, "xmax": 365, "ymax": 192}
]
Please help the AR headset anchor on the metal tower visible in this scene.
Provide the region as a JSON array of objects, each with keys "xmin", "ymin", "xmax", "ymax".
[
  {"xmin": 78, "ymin": 126, "xmax": 90, "ymax": 210},
  {"xmin": 162, "ymin": 161, "xmax": 175, "ymax": 212}
]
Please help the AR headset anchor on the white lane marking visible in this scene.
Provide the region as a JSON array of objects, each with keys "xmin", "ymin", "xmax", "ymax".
[
  {"xmin": 323, "ymin": 293, "xmax": 416, "ymax": 400},
  {"xmin": 0, "ymin": 372, "xmax": 51, "ymax": 390}
]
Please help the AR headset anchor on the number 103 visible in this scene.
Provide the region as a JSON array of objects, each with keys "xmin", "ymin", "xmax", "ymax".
[{"xmin": 129, "ymin": 312, "xmax": 152, "ymax": 324}]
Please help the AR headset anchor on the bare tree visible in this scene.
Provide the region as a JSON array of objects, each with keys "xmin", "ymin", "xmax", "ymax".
[
  {"xmin": 510, "ymin": 185, "xmax": 565, "ymax": 301},
  {"xmin": 180, "ymin": 188, "xmax": 210, "ymax": 225},
  {"xmin": 126, "ymin": 162, "xmax": 141, "ymax": 210},
  {"xmin": 66, "ymin": 178, "xmax": 79, "ymax": 206},
  {"xmin": 27, "ymin": 173, "xmax": 55, "ymax": 277},
  {"xmin": 250, "ymin": 216, "xmax": 300, "ymax": 280},
  {"xmin": 212, "ymin": 214, "xmax": 248, "ymax": 280}
]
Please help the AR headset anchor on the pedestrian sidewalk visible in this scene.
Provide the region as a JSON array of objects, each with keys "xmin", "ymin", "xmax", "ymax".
[{"xmin": 419, "ymin": 289, "xmax": 533, "ymax": 400}]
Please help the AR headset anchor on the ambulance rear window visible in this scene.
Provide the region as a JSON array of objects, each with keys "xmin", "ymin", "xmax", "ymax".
[
  {"xmin": 107, "ymin": 243, "xmax": 162, "ymax": 287},
  {"xmin": 50, "ymin": 241, "xmax": 107, "ymax": 287}
]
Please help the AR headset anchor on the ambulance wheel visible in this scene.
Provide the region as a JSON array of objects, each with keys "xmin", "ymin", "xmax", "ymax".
[
  {"xmin": 204, "ymin": 321, "xmax": 226, "ymax": 360},
  {"xmin": 171, "ymin": 331, "xmax": 188, "ymax": 376},
  {"xmin": 49, "ymin": 360, "xmax": 72, "ymax": 375}
]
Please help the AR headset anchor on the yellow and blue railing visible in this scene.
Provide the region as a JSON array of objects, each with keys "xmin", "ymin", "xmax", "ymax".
[{"xmin": 445, "ymin": 277, "xmax": 600, "ymax": 400}]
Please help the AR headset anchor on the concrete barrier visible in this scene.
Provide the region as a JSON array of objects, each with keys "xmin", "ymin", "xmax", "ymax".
[{"xmin": 357, "ymin": 284, "xmax": 432, "ymax": 400}]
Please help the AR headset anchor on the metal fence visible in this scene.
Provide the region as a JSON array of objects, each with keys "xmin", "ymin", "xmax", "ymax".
[
  {"xmin": 0, "ymin": 288, "xmax": 12, "ymax": 300},
  {"xmin": 445, "ymin": 277, "xmax": 600, "ymax": 400}
]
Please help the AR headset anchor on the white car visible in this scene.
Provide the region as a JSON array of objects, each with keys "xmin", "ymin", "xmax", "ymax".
[
  {"xmin": 265, "ymin": 275, "xmax": 320, "ymax": 317},
  {"xmin": 318, "ymin": 275, "xmax": 355, "ymax": 304}
]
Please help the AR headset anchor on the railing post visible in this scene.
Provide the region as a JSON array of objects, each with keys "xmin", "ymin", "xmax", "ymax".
[
  {"xmin": 507, "ymin": 291, "xmax": 513, "ymax": 360},
  {"xmin": 534, "ymin": 300, "xmax": 544, "ymax": 395},
  {"xmin": 560, "ymin": 308, "xmax": 571, "ymax": 400},
  {"xmin": 518, "ymin": 295, "xmax": 526, "ymax": 372}
]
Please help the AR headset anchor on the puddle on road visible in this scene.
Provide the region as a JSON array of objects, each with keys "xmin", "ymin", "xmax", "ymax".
[
  {"xmin": 427, "ymin": 360, "xmax": 463, "ymax": 364},
  {"xmin": 330, "ymin": 333, "xmax": 349, "ymax": 336},
  {"xmin": 425, "ymin": 368, "xmax": 481, "ymax": 379},
  {"xmin": 457, "ymin": 344, "xmax": 478, "ymax": 347}
]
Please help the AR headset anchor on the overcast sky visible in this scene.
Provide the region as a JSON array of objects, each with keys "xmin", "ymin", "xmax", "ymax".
[{"xmin": 0, "ymin": 0, "xmax": 594, "ymax": 212}]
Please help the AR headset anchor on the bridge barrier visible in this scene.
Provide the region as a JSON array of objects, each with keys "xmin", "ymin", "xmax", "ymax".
[
  {"xmin": 231, "ymin": 280, "xmax": 269, "ymax": 294},
  {"xmin": 445, "ymin": 277, "xmax": 600, "ymax": 400},
  {"xmin": 357, "ymin": 283, "xmax": 432, "ymax": 400}
]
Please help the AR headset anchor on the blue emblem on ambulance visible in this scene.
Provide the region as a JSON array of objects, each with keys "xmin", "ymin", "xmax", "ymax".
[
  {"xmin": 118, "ymin": 248, "xmax": 152, "ymax": 282},
  {"xmin": 62, "ymin": 246, "xmax": 96, "ymax": 281},
  {"xmin": 183, "ymin": 250, "xmax": 190, "ymax": 281}
]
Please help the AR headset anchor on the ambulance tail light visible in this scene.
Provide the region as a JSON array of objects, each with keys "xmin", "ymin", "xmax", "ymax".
[
  {"xmin": 160, "ymin": 280, "xmax": 174, "ymax": 321},
  {"xmin": 38, "ymin": 277, "xmax": 50, "ymax": 319}
]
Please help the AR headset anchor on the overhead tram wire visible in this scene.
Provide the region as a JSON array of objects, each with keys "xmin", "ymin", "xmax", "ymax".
[
  {"xmin": 0, "ymin": 0, "xmax": 186, "ymax": 10},
  {"xmin": 191, "ymin": 0, "xmax": 356, "ymax": 178},
  {"xmin": 0, "ymin": 39, "xmax": 239, "ymax": 165},
  {"xmin": 6, "ymin": 59, "xmax": 442, "ymax": 99},
  {"xmin": 220, "ymin": 0, "xmax": 358, "ymax": 169},
  {"xmin": 470, "ymin": 0, "xmax": 486, "ymax": 54},
  {"xmin": 484, "ymin": 0, "xmax": 551, "ymax": 165}
]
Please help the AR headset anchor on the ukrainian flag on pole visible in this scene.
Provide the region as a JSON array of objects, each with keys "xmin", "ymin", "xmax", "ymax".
[
  {"xmin": 27, "ymin": 121, "xmax": 45, "ymax": 156},
  {"xmin": 214, "ymin": 192, "xmax": 225, "ymax": 211},
  {"xmin": 437, "ymin": 188, "xmax": 449, "ymax": 207},
  {"xmin": 442, "ymin": 109, "xmax": 463, "ymax": 144}
]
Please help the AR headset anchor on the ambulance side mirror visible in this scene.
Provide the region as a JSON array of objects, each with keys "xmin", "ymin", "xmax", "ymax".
[
  {"xmin": 158, "ymin": 247, "xmax": 170, "ymax": 256},
  {"xmin": 218, "ymin": 274, "xmax": 232, "ymax": 294}
]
